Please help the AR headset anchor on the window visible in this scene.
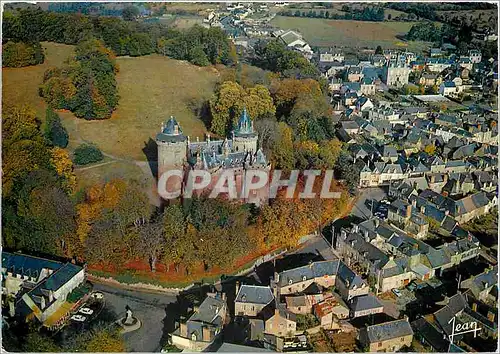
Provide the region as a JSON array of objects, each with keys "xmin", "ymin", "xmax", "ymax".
[
  {"xmin": 378, "ymin": 342, "xmax": 382, "ymax": 348},
  {"xmin": 401, "ymin": 338, "xmax": 405, "ymax": 342}
]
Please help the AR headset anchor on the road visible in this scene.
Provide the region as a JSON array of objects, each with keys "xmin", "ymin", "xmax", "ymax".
[{"xmin": 92, "ymin": 282, "xmax": 178, "ymax": 352}]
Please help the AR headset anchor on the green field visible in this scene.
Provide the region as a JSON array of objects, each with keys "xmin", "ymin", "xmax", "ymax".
[
  {"xmin": 76, "ymin": 54, "xmax": 217, "ymax": 160},
  {"xmin": 270, "ymin": 16, "xmax": 432, "ymax": 51},
  {"xmin": 3, "ymin": 42, "xmax": 219, "ymax": 163}
]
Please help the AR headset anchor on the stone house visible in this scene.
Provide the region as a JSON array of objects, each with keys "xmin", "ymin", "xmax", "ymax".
[
  {"xmin": 347, "ymin": 66, "xmax": 363, "ymax": 82},
  {"xmin": 171, "ymin": 292, "xmax": 228, "ymax": 351},
  {"xmin": 460, "ymin": 266, "xmax": 498, "ymax": 306},
  {"xmin": 359, "ymin": 318, "xmax": 413, "ymax": 352},
  {"xmin": 387, "ymin": 199, "xmax": 429, "ymax": 239},
  {"xmin": 2, "ymin": 252, "xmax": 85, "ymax": 323},
  {"xmin": 234, "ymin": 284, "xmax": 274, "ymax": 317},
  {"xmin": 313, "ymin": 295, "xmax": 350, "ymax": 328},
  {"xmin": 274, "ymin": 260, "xmax": 340, "ymax": 295},
  {"xmin": 264, "ymin": 306, "xmax": 297, "ymax": 337},
  {"xmin": 349, "ymin": 294, "xmax": 384, "ymax": 318},
  {"xmin": 284, "ymin": 294, "xmax": 323, "ymax": 315}
]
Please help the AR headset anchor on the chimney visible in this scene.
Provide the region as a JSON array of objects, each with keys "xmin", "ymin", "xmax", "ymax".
[
  {"xmin": 194, "ymin": 305, "xmax": 200, "ymax": 313},
  {"xmin": 411, "ymin": 198, "xmax": 417, "ymax": 208},
  {"xmin": 487, "ymin": 311, "xmax": 495, "ymax": 322},
  {"xmin": 235, "ymin": 281, "xmax": 240, "ymax": 295},
  {"xmin": 420, "ymin": 206, "xmax": 426, "ymax": 214},
  {"xmin": 374, "ymin": 218, "xmax": 380, "ymax": 228},
  {"xmin": 472, "ymin": 302, "xmax": 478, "ymax": 312},
  {"xmin": 180, "ymin": 322, "xmax": 188, "ymax": 337},
  {"xmin": 207, "ymin": 133, "xmax": 211, "ymax": 143},
  {"xmin": 202, "ymin": 326, "xmax": 211, "ymax": 341},
  {"xmin": 406, "ymin": 204, "xmax": 412, "ymax": 219},
  {"xmin": 222, "ymin": 292, "xmax": 226, "ymax": 302}
]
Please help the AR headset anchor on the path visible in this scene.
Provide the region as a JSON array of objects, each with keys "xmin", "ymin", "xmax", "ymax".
[{"xmin": 74, "ymin": 160, "xmax": 117, "ymax": 171}]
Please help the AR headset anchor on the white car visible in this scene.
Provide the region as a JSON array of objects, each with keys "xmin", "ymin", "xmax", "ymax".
[
  {"xmin": 71, "ymin": 314, "xmax": 86, "ymax": 322},
  {"xmin": 392, "ymin": 289, "xmax": 402, "ymax": 297},
  {"xmin": 79, "ymin": 307, "xmax": 94, "ymax": 315}
]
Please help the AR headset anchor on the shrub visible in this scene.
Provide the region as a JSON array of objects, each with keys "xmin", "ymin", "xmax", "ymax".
[
  {"xmin": 2, "ymin": 41, "xmax": 44, "ymax": 67},
  {"xmin": 73, "ymin": 144, "xmax": 104, "ymax": 165}
]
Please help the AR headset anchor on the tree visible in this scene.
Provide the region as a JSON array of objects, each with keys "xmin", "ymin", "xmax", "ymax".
[
  {"xmin": 85, "ymin": 328, "xmax": 125, "ymax": 352},
  {"xmin": 73, "ymin": 144, "xmax": 104, "ymax": 165},
  {"xmin": 51, "ymin": 147, "xmax": 76, "ymax": 194},
  {"xmin": 2, "ymin": 41, "xmax": 44, "ymax": 67},
  {"xmin": 335, "ymin": 152, "xmax": 360, "ymax": 195},
  {"xmin": 45, "ymin": 107, "xmax": 69, "ymax": 147},
  {"xmin": 424, "ymin": 144, "xmax": 437, "ymax": 155},
  {"xmin": 271, "ymin": 122, "xmax": 295, "ymax": 169},
  {"xmin": 122, "ymin": 5, "xmax": 140, "ymax": 21},
  {"xmin": 209, "ymin": 81, "xmax": 275, "ymax": 136},
  {"xmin": 375, "ymin": 45, "xmax": 383, "ymax": 55}
]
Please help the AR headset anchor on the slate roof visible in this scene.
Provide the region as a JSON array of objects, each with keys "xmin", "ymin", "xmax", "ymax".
[
  {"xmin": 411, "ymin": 317, "xmax": 449, "ymax": 352},
  {"xmin": 157, "ymin": 117, "xmax": 187, "ymax": 143},
  {"xmin": 365, "ymin": 319, "xmax": 413, "ymax": 343},
  {"xmin": 460, "ymin": 265, "xmax": 498, "ymax": 299},
  {"xmin": 2, "ymin": 252, "xmax": 62, "ymax": 280},
  {"xmin": 350, "ymin": 294, "xmax": 384, "ymax": 313},
  {"xmin": 235, "ymin": 285, "xmax": 274, "ymax": 305},
  {"xmin": 277, "ymin": 260, "xmax": 340, "ymax": 287},
  {"xmin": 337, "ymin": 261, "xmax": 367, "ymax": 290},
  {"xmin": 425, "ymin": 247, "xmax": 452, "ymax": 269}
]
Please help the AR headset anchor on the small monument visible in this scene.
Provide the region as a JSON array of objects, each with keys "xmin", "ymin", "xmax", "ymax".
[{"xmin": 117, "ymin": 305, "xmax": 141, "ymax": 333}]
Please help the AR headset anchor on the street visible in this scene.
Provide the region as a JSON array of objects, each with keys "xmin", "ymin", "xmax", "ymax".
[{"xmin": 92, "ymin": 282, "xmax": 178, "ymax": 352}]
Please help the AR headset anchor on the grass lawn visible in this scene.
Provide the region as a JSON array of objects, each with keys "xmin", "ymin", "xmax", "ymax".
[
  {"xmin": 270, "ymin": 16, "xmax": 432, "ymax": 51},
  {"xmin": 171, "ymin": 15, "xmax": 204, "ymax": 29},
  {"xmin": 2, "ymin": 42, "xmax": 75, "ymax": 121},
  {"xmin": 75, "ymin": 54, "xmax": 218, "ymax": 161},
  {"xmin": 74, "ymin": 160, "xmax": 149, "ymax": 190}
]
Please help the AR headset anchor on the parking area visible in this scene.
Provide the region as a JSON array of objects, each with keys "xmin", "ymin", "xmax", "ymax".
[{"xmin": 351, "ymin": 187, "xmax": 388, "ymax": 220}]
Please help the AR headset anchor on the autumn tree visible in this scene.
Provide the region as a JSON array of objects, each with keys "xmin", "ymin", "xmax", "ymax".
[
  {"xmin": 209, "ymin": 81, "xmax": 275, "ymax": 136},
  {"xmin": 51, "ymin": 147, "xmax": 76, "ymax": 194},
  {"xmin": 271, "ymin": 122, "xmax": 295, "ymax": 170}
]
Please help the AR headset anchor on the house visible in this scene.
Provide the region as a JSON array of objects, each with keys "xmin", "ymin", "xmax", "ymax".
[
  {"xmin": 171, "ymin": 292, "xmax": 228, "ymax": 351},
  {"xmin": 347, "ymin": 66, "xmax": 363, "ymax": 82},
  {"xmin": 355, "ymin": 96, "xmax": 374, "ymax": 112},
  {"xmin": 235, "ymin": 284, "xmax": 274, "ymax": 317},
  {"xmin": 388, "ymin": 180, "xmax": 419, "ymax": 200},
  {"xmin": 387, "ymin": 199, "xmax": 429, "ymax": 239},
  {"xmin": 458, "ymin": 57, "xmax": 473, "ymax": 70},
  {"xmin": 439, "ymin": 81, "xmax": 457, "ymax": 97},
  {"xmin": 460, "ymin": 266, "xmax": 498, "ymax": 306},
  {"xmin": 274, "ymin": 260, "xmax": 339, "ymax": 295},
  {"xmin": 382, "ymin": 60, "xmax": 410, "ymax": 87},
  {"xmin": 264, "ymin": 305, "xmax": 297, "ymax": 337},
  {"xmin": 341, "ymin": 120, "xmax": 361, "ymax": 135},
  {"xmin": 426, "ymin": 58, "xmax": 453, "ymax": 72},
  {"xmin": 468, "ymin": 49, "xmax": 482, "ymax": 64},
  {"xmin": 359, "ymin": 318, "xmax": 413, "ymax": 352},
  {"xmin": 441, "ymin": 173, "xmax": 475, "ymax": 196},
  {"xmin": 379, "ymin": 145, "xmax": 398, "ymax": 163},
  {"xmin": 473, "ymin": 171, "xmax": 497, "ymax": 192},
  {"xmin": 319, "ymin": 49, "xmax": 344, "ymax": 63},
  {"xmin": 2, "ymin": 252, "xmax": 85, "ymax": 324},
  {"xmin": 313, "ymin": 295, "xmax": 350, "ymax": 329},
  {"xmin": 411, "ymin": 317, "xmax": 450, "ymax": 352},
  {"xmin": 336, "ymin": 261, "xmax": 369, "ymax": 301},
  {"xmin": 349, "ymin": 294, "xmax": 384, "ymax": 318},
  {"xmin": 273, "ymin": 30, "xmax": 312, "ymax": 58},
  {"xmin": 284, "ymin": 294, "xmax": 323, "ymax": 315},
  {"xmin": 419, "ymin": 72, "xmax": 442, "ymax": 87}
]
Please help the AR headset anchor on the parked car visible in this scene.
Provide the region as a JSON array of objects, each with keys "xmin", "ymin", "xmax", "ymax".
[
  {"xmin": 71, "ymin": 315, "xmax": 86, "ymax": 322},
  {"xmin": 79, "ymin": 307, "xmax": 94, "ymax": 315},
  {"xmin": 392, "ymin": 288, "xmax": 402, "ymax": 297}
]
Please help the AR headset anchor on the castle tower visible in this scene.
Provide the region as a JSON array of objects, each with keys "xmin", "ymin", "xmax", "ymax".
[
  {"xmin": 156, "ymin": 116, "xmax": 187, "ymax": 179},
  {"xmin": 232, "ymin": 108, "xmax": 258, "ymax": 153}
]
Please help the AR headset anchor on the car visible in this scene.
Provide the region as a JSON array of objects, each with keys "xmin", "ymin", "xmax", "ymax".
[
  {"xmin": 79, "ymin": 307, "xmax": 94, "ymax": 315},
  {"xmin": 392, "ymin": 288, "xmax": 402, "ymax": 297},
  {"xmin": 71, "ymin": 315, "xmax": 86, "ymax": 322},
  {"xmin": 91, "ymin": 292, "xmax": 104, "ymax": 299},
  {"xmin": 407, "ymin": 282, "xmax": 417, "ymax": 291}
]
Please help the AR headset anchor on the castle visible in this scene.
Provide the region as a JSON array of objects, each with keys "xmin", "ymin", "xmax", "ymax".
[{"xmin": 156, "ymin": 108, "xmax": 271, "ymax": 204}]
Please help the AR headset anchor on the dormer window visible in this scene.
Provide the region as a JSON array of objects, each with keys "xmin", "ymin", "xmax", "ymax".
[
  {"xmin": 302, "ymin": 276, "xmax": 307, "ymax": 281},
  {"xmin": 288, "ymin": 279, "xmax": 293, "ymax": 285}
]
